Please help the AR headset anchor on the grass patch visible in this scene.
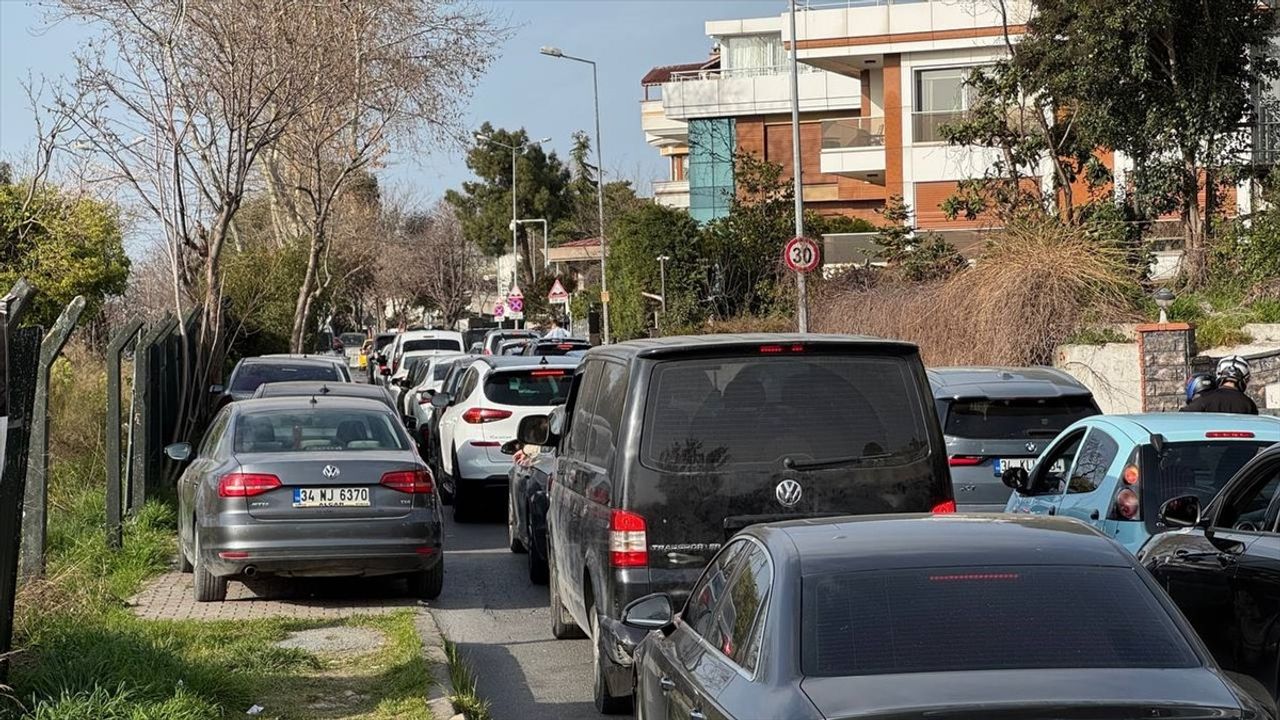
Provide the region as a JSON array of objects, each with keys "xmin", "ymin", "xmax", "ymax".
[{"xmin": 443, "ymin": 640, "xmax": 490, "ymax": 720}]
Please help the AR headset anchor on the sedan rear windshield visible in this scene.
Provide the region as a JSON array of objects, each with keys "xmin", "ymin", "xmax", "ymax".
[
  {"xmin": 374, "ymin": 334, "xmax": 397, "ymax": 351},
  {"xmin": 642, "ymin": 354, "xmax": 930, "ymax": 471},
  {"xmin": 942, "ymin": 396, "xmax": 1098, "ymax": 440},
  {"xmin": 483, "ymin": 368, "xmax": 572, "ymax": 406},
  {"xmin": 231, "ymin": 363, "xmax": 342, "ymax": 393},
  {"xmin": 1142, "ymin": 440, "xmax": 1273, "ymax": 531},
  {"xmin": 234, "ymin": 408, "xmax": 407, "ymax": 453},
  {"xmin": 403, "ymin": 338, "xmax": 462, "ymax": 352},
  {"xmin": 339, "ymin": 333, "xmax": 365, "ymax": 347},
  {"xmin": 802, "ymin": 565, "xmax": 1197, "ymax": 677}
]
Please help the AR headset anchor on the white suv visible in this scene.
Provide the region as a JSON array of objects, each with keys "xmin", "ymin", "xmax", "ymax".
[
  {"xmin": 433, "ymin": 356, "xmax": 576, "ymax": 520},
  {"xmin": 386, "ymin": 330, "xmax": 464, "ymax": 379}
]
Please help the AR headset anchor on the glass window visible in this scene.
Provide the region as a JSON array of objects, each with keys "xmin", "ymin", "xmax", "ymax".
[
  {"xmin": 200, "ymin": 410, "xmax": 231, "ymax": 457},
  {"xmin": 709, "ymin": 543, "xmax": 771, "ymax": 672},
  {"xmin": 1218, "ymin": 461, "xmax": 1280, "ymax": 533},
  {"xmin": 230, "ymin": 362, "xmax": 342, "ymax": 393},
  {"xmin": 564, "ymin": 363, "xmax": 603, "ymax": 461},
  {"xmin": 1066, "ymin": 429, "xmax": 1120, "ymax": 494},
  {"xmin": 917, "ymin": 67, "xmax": 969, "ymax": 113},
  {"xmin": 943, "ymin": 397, "xmax": 1098, "ymax": 440},
  {"xmin": 688, "ymin": 118, "xmax": 736, "ymax": 224},
  {"xmin": 642, "ymin": 354, "xmax": 929, "ymax": 473},
  {"xmin": 339, "ymin": 333, "xmax": 365, "ymax": 347},
  {"xmin": 432, "ymin": 362, "xmax": 454, "ymax": 381},
  {"xmin": 720, "ymin": 34, "xmax": 783, "ymax": 73},
  {"xmin": 233, "ymin": 408, "xmax": 407, "ymax": 453},
  {"xmin": 1145, "ymin": 441, "xmax": 1272, "ymax": 530},
  {"xmin": 455, "ymin": 369, "xmax": 479, "ymax": 402},
  {"xmin": 802, "ymin": 566, "xmax": 1198, "ymax": 677},
  {"xmin": 1024, "ymin": 431, "xmax": 1084, "ymax": 496},
  {"xmin": 584, "ymin": 362, "xmax": 628, "ymax": 469},
  {"xmin": 402, "ymin": 338, "xmax": 462, "ymax": 352},
  {"xmin": 683, "ymin": 540, "xmax": 747, "ymax": 639},
  {"xmin": 483, "ymin": 368, "xmax": 573, "ymax": 407}
]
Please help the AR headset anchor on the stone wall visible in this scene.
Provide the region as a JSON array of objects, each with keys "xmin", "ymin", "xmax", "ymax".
[
  {"xmin": 1053, "ymin": 343, "xmax": 1141, "ymax": 414},
  {"xmin": 1137, "ymin": 323, "xmax": 1195, "ymax": 412}
]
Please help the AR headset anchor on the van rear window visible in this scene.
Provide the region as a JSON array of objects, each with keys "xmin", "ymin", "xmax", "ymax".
[
  {"xmin": 802, "ymin": 566, "xmax": 1197, "ymax": 677},
  {"xmin": 641, "ymin": 355, "xmax": 930, "ymax": 471},
  {"xmin": 403, "ymin": 339, "xmax": 461, "ymax": 352}
]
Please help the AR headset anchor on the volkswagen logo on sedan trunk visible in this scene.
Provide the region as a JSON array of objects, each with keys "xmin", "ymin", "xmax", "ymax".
[
  {"xmin": 775, "ymin": 479, "xmax": 802, "ymax": 508},
  {"xmin": 322, "ymin": 464, "xmax": 341, "ymax": 479}
]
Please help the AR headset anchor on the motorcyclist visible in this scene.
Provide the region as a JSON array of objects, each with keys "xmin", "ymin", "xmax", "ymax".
[
  {"xmin": 1184, "ymin": 372, "xmax": 1216, "ymax": 405},
  {"xmin": 1180, "ymin": 356, "xmax": 1258, "ymax": 415}
]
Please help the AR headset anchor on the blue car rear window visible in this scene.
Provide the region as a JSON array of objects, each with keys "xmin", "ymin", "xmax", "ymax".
[{"xmin": 802, "ymin": 565, "xmax": 1198, "ymax": 677}]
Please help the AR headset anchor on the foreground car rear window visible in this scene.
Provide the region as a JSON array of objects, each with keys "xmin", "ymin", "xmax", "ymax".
[
  {"xmin": 802, "ymin": 565, "xmax": 1197, "ymax": 677},
  {"xmin": 231, "ymin": 363, "xmax": 342, "ymax": 392},
  {"xmin": 484, "ymin": 369, "xmax": 572, "ymax": 406},
  {"xmin": 943, "ymin": 396, "xmax": 1098, "ymax": 440},
  {"xmin": 234, "ymin": 409, "xmax": 407, "ymax": 453},
  {"xmin": 642, "ymin": 355, "xmax": 929, "ymax": 471}
]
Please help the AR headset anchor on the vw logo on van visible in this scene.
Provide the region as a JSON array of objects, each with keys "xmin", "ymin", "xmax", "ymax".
[
  {"xmin": 322, "ymin": 464, "xmax": 341, "ymax": 479},
  {"xmin": 775, "ymin": 479, "xmax": 803, "ymax": 508}
]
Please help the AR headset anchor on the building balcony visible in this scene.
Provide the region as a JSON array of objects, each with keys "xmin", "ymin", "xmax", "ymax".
[
  {"xmin": 819, "ymin": 116, "xmax": 886, "ymax": 184},
  {"xmin": 660, "ymin": 65, "xmax": 860, "ymax": 121},
  {"xmin": 652, "ymin": 179, "xmax": 690, "ymax": 209},
  {"xmin": 641, "ymin": 99, "xmax": 688, "ymax": 148}
]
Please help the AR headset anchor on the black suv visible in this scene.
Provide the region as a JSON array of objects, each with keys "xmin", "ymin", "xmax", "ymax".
[{"xmin": 518, "ymin": 334, "xmax": 953, "ymax": 713}]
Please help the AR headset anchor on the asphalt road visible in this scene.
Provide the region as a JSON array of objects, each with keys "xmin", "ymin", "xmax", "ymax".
[{"xmin": 429, "ymin": 505, "xmax": 598, "ymax": 720}]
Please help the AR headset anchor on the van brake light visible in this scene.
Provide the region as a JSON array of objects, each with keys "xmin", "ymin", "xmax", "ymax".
[
  {"xmin": 1206, "ymin": 431, "xmax": 1254, "ymax": 438},
  {"xmin": 609, "ymin": 510, "xmax": 648, "ymax": 568},
  {"xmin": 759, "ymin": 344, "xmax": 806, "ymax": 354}
]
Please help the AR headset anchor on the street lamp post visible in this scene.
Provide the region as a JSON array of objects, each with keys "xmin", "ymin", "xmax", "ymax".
[
  {"xmin": 541, "ymin": 45, "xmax": 610, "ymax": 345},
  {"xmin": 788, "ymin": 0, "xmax": 808, "ymax": 333},
  {"xmin": 656, "ymin": 255, "xmax": 669, "ymax": 316},
  {"xmin": 475, "ymin": 132, "xmax": 549, "ymax": 296}
]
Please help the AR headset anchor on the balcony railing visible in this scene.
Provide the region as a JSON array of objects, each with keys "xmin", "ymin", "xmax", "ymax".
[
  {"xmin": 912, "ymin": 110, "xmax": 969, "ymax": 143},
  {"xmin": 821, "ymin": 117, "xmax": 887, "ymax": 150},
  {"xmin": 667, "ymin": 64, "xmax": 821, "ymax": 82}
]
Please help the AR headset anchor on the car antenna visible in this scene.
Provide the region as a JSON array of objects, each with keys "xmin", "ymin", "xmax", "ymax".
[
  {"xmin": 310, "ymin": 394, "xmax": 318, "ymax": 406},
  {"xmin": 319, "ymin": 384, "xmax": 330, "ymax": 394}
]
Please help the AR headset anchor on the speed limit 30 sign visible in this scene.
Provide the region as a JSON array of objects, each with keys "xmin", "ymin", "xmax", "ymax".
[{"xmin": 783, "ymin": 236, "xmax": 821, "ymax": 273}]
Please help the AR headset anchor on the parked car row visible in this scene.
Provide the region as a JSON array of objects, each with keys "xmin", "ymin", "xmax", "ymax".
[{"xmin": 494, "ymin": 334, "xmax": 1279, "ymax": 717}]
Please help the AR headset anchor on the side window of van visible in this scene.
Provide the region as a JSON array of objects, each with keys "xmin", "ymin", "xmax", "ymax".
[
  {"xmin": 565, "ymin": 363, "xmax": 603, "ymax": 465},
  {"xmin": 584, "ymin": 362, "xmax": 628, "ymax": 470}
]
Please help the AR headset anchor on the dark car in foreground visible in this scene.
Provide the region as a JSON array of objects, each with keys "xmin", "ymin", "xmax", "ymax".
[
  {"xmin": 618, "ymin": 514, "xmax": 1274, "ymax": 720},
  {"xmin": 518, "ymin": 333, "xmax": 954, "ymax": 712},
  {"xmin": 167, "ymin": 396, "xmax": 442, "ymax": 602},
  {"xmin": 929, "ymin": 366, "xmax": 1100, "ymax": 512},
  {"xmin": 1141, "ymin": 442, "xmax": 1280, "ymax": 704},
  {"xmin": 505, "ymin": 435, "xmax": 557, "ymax": 584},
  {"xmin": 251, "ymin": 380, "xmax": 398, "ymax": 414},
  {"xmin": 215, "ymin": 356, "xmax": 349, "ymax": 405}
]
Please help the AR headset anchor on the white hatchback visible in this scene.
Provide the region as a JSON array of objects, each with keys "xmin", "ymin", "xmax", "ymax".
[{"xmin": 433, "ymin": 356, "xmax": 577, "ymax": 520}]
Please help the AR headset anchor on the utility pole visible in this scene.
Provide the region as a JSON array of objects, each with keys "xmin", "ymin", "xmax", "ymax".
[
  {"xmin": 789, "ymin": 0, "xmax": 808, "ymax": 333},
  {"xmin": 657, "ymin": 255, "xmax": 669, "ymax": 316}
]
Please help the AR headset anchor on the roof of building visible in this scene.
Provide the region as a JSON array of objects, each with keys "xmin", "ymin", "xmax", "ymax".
[
  {"xmin": 557, "ymin": 236, "xmax": 602, "ymax": 248},
  {"xmin": 641, "ymin": 56, "xmax": 719, "ymax": 86}
]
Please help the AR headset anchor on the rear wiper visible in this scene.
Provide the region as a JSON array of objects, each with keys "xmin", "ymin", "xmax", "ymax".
[{"xmin": 784, "ymin": 453, "xmax": 893, "ymax": 471}]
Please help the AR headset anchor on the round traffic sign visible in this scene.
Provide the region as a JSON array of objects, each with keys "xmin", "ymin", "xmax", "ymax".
[
  {"xmin": 508, "ymin": 296, "xmax": 524, "ymax": 313},
  {"xmin": 783, "ymin": 236, "xmax": 821, "ymax": 273}
]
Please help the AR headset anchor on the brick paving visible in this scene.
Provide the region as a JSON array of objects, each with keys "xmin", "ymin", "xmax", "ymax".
[{"xmin": 130, "ymin": 571, "xmax": 421, "ymax": 621}]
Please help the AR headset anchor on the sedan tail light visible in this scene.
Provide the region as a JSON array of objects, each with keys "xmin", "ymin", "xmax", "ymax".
[
  {"xmin": 931, "ymin": 500, "xmax": 957, "ymax": 514},
  {"xmin": 218, "ymin": 473, "xmax": 282, "ymax": 497},
  {"xmin": 381, "ymin": 469, "xmax": 434, "ymax": 494},
  {"xmin": 1109, "ymin": 448, "xmax": 1143, "ymax": 521},
  {"xmin": 462, "ymin": 407, "xmax": 513, "ymax": 424},
  {"xmin": 609, "ymin": 510, "xmax": 648, "ymax": 568}
]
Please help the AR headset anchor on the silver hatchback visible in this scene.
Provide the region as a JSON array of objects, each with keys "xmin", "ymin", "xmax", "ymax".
[
  {"xmin": 929, "ymin": 367, "xmax": 1100, "ymax": 512},
  {"xmin": 168, "ymin": 396, "xmax": 443, "ymax": 602}
]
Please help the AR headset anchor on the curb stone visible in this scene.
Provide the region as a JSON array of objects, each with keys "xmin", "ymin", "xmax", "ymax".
[{"xmin": 415, "ymin": 610, "xmax": 465, "ymax": 720}]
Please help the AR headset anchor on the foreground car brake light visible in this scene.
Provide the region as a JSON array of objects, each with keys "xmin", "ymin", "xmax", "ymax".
[
  {"xmin": 931, "ymin": 500, "xmax": 957, "ymax": 514},
  {"xmin": 462, "ymin": 407, "xmax": 513, "ymax": 424},
  {"xmin": 609, "ymin": 510, "xmax": 648, "ymax": 567},
  {"xmin": 380, "ymin": 469, "xmax": 434, "ymax": 494},
  {"xmin": 218, "ymin": 473, "xmax": 282, "ymax": 497},
  {"xmin": 1206, "ymin": 431, "xmax": 1255, "ymax": 439}
]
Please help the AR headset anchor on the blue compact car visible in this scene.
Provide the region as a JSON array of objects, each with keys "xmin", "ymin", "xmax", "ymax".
[{"xmin": 1004, "ymin": 413, "xmax": 1280, "ymax": 553}]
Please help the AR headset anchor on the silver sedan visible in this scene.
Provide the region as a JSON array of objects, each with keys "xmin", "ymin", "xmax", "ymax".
[{"xmin": 167, "ymin": 396, "xmax": 443, "ymax": 602}]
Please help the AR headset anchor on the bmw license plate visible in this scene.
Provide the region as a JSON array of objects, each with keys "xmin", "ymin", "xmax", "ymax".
[
  {"xmin": 292, "ymin": 487, "xmax": 370, "ymax": 508},
  {"xmin": 993, "ymin": 458, "xmax": 1037, "ymax": 476}
]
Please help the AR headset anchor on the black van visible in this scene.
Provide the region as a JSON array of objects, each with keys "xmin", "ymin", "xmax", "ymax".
[{"xmin": 517, "ymin": 334, "xmax": 953, "ymax": 713}]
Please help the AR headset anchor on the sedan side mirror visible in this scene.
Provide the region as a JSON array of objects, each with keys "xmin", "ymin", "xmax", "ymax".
[
  {"xmin": 517, "ymin": 414, "xmax": 551, "ymax": 446},
  {"xmin": 209, "ymin": 384, "xmax": 225, "ymax": 395},
  {"xmin": 501, "ymin": 439, "xmax": 520, "ymax": 456},
  {"xmin": 621, "ymin": 593, "xmax": 674, "ymax": 630},
  {"xmin": 1158, "ymin": 495, "xmax": 1202, "ymax": 528},
  {"xmin": 430, "ymin": 392, "xmax": 451, "ymax": 409},
  {"xmin": 164, "ymin": 442, "xmax": 193, "ymax": 462},
  {"xmin": 1001, "ymin": 467, "xmax": 1030, "ymax": 493},
  {"xmin": 403, "ymin": 416, "xmax": 417, "ymax": 431}
]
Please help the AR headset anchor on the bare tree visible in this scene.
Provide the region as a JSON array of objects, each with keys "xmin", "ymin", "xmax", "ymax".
[
  {"xmin": 262, "ymin": 0, "xmax": 505, "ymax": 351},
  {"xmin": 375, "ymin": 201, "xmax": 483, "ymax": 328},
  {"xmin": 54, "ymin": 0, "xmax": 327, "ymax": 440}
]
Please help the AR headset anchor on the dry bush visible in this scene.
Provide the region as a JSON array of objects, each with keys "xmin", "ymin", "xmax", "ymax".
[
  {"xmin": 670, "ymin": 314, "xmax": 798, "ymax": 336},
  {"xmin": 814, "ymin": 218, "xmax": 1138, "ymax": 365}
]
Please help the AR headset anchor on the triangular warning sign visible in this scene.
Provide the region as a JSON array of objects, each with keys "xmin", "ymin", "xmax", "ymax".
[
  {"xmin": 508, "ymin": 284, "xmax": 523, "ymax": 299},
  {"xmin": 547, "ymin": 278, "xmax": 569, "ymax": 302}
]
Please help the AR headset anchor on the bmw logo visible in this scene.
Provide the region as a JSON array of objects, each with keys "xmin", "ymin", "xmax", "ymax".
[{"xmin": 1025, "ymin": 442, "xmax": 1037, "ymax": 454}]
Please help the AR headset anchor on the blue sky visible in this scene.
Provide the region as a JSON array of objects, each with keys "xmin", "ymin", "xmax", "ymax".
[{"xmin": 0, "ymin": 0, "xmax": 781, "ymax": 202}]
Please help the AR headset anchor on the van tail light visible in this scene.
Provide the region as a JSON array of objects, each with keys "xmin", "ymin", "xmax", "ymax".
[
  {"xmin": 218, "ymin": 473, "xmax": 282, "ymax": 497},
  {"xmin": 948, "ymin": 455, "xmax": 985, "ymax": 467},
  {"xmin": 931, "ymin": 500, "xmax": 957, "ymax": 514},
  {"xmin": 381, "ymin": 469, "xmax": 434, "ymax": 494},
  {"xmin": 609, "ymin": 510, "xmax": 648, "ymax": 568},
  {"xmin": 759, "ymin": 344, "xmax": 806, "ymax": 354},
  {"xmin": 1109, "ymin": 449, "xmax": 1143, "ymax": 521},
  {"xmin": 462, "ymin": 407, "xmax": 513, "ymax": 424}
]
